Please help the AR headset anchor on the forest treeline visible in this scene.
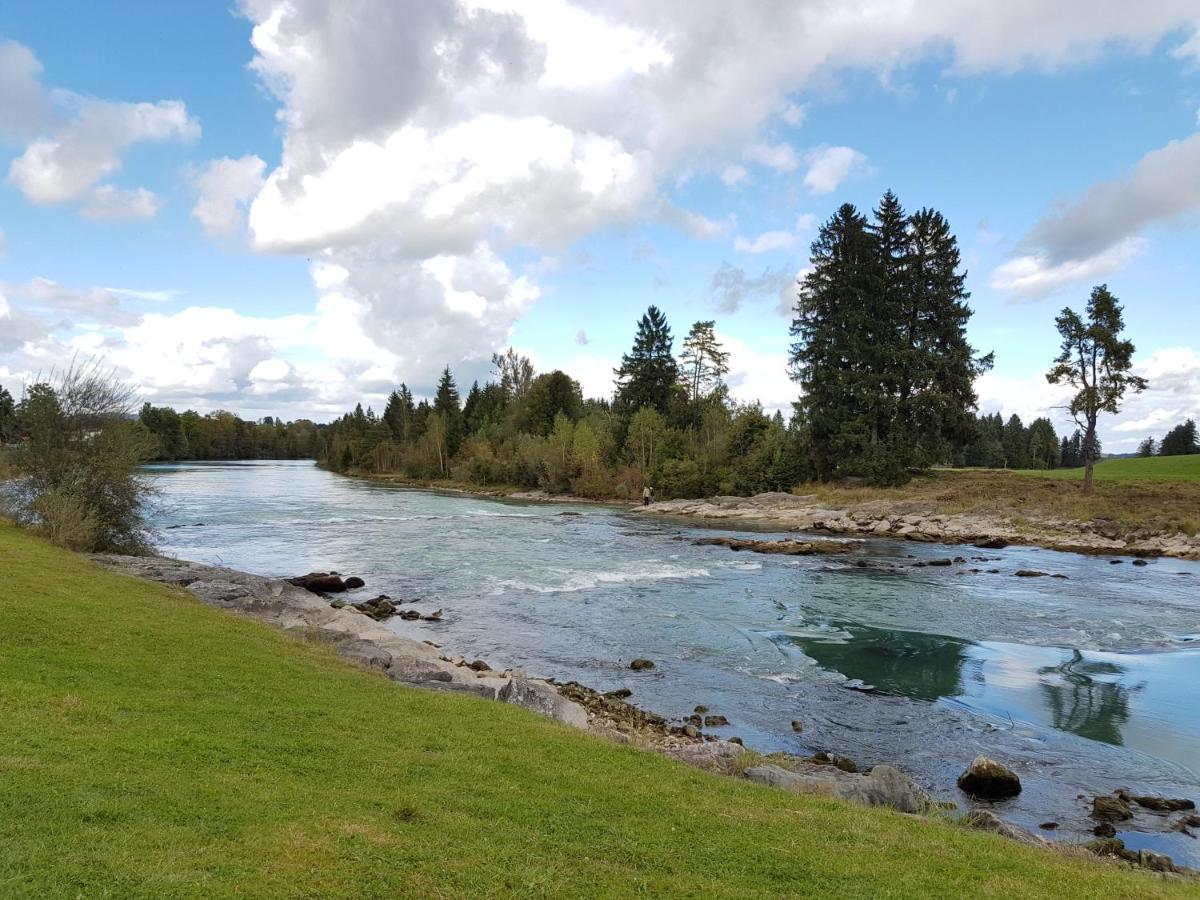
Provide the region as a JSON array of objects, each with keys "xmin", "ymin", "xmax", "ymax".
[
  {"xmin": 135, "ymin": 405, "xmax": 319, "ymax": 461},
  {"xmin": 313, "ymin": 192, "xmax": 1107, "ymax": 497}
]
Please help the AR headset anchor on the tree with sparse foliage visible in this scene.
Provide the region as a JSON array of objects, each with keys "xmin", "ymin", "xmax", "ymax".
[
  {"xmin": 615, "ymin": 305, "xmax": 678, "ymax": 415},
  {"xmin": 492, "ymin": 348, "xmax": 534, "ymax": 405},
  {"xmin": 1046, "ymin": 284, "xmax": 1147, "ymax": 493},
  {"xmin": 678, "ymin": 320, "xmax": 730, "ymax": 405},
  {"xmin": 1137, "ymin": 436, "xmax": 1156, "ymax": 458},
  {"xmin": 5, "ymin": 361, "xmax": 155, "ymax": 552}
]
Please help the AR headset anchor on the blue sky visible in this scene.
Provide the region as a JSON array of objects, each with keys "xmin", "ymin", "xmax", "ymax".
[{"xmin": 1, "ymin": 2, "xmax": 1198, "ymax": 451}]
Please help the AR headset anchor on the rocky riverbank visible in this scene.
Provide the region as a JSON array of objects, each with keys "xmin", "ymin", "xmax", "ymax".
[
  {"xmin": 641, "ymin": 492, "xmax": 1200, "ymax": 560},
  {"xmin": 91, "ymin": 550, "xmax": 1198, "ymax": 880}
]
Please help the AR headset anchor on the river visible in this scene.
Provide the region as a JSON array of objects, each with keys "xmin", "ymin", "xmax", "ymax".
[{"xmin": 147, "ymin": 459, "xmax": 1200, "ymax": 864}]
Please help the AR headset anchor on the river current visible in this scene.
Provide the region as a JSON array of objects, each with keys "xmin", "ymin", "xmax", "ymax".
[{"xmin": 147, "ymin": 460, "xmax": 1200, "ymax": 864}]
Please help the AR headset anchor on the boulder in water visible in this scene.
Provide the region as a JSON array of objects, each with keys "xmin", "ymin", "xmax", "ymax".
[
  {"xmin": 957, "ymin": 756, "xmax": 1021, "ymax": 799},
  {"xmin": 630, "ymin": 659, "xmax": 655, "ymax": 671},
  {"xmin": 343, "ymin": 576, "xmax": 365, "ymax": 589},
  {"xmin": 1091, "ymin": 795, "xmax": 1133, "ymax": 821},
  {"xmin": 288, "ymin": 572, "xmax": 347, "ymax": 594}
]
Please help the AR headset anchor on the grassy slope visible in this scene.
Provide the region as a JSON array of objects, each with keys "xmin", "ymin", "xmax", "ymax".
[
  {"xmin": 1016, "ymin": 454, "xmax": 1200, "ymax": 483},
  {"xmin": 0, "ymin": 524, "xmax": 1190, "ymax": 899},
  {"xmin": 798, "ymin": 463, "xmax": 1200, "ymax": 536}
]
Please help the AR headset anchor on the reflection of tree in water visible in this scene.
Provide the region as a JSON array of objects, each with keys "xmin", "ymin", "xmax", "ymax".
[
  {"xmin": 787, "ymin": 627, "xmax": 969, "ymax": 702},
  {"xmin": 1038, "ymin": 649, "xmax": 1138, "ymax": 746}
]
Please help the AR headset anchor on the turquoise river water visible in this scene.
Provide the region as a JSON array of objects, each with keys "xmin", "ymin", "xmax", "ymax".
[{"xmin": 147, "ymin": 460, "xmax": 1200, "ymax": 864}]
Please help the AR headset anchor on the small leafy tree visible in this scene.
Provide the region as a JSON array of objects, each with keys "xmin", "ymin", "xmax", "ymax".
[
  {"xmin": 1046, "ymin": 285, "xmax": 1147, "ymax": 493},
  {"xmin": 624, "ymin": 406, "xmax": 666, "ymax": 474},
  {"xmin": 1137, "ymin": 436, "xmax": 1156, "ymax": 458},
  {"xmin": 6, "ymin": 360, "xmax": 155, "ymax": 551}
]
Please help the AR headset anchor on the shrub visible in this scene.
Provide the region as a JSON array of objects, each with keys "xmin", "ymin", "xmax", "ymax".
[{"xmin": 6, "ymin": 361, "xmax": 155, "ymax": 553}]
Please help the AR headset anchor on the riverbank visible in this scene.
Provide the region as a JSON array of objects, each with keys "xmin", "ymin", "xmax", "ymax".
[
  {"xmin": 642, "ymin": 477, "xmax": 1200, "ymax": 560},
  {"xmin": 345, "ymin": 466, "xmax": 1200, "ymax": 560},
  {"xmin": 10, "ymin": 526, "xmax": 1197, "ymax": 895}
]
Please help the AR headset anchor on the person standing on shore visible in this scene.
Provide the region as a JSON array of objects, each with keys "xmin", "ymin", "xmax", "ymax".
[{"xmin": 643, "ymin": 485, "xmax": 654, "ymax": 506}]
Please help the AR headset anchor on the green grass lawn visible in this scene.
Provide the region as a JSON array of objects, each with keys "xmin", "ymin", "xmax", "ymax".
[
  {"xmin": 1015, "ymin": 454, "xmax": 1200, "ymax": 483},
  {"xmin": 0, "ymin": 523, "xmax": 1191, "ymax": 898}
]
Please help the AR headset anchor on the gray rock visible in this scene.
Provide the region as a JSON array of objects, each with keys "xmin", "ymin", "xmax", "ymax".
[
  {"xmin": 188, "ymin": 579, "xmax": 256, "ymax": 606},
  {"xmin": 665, "ymin": 741, "xmax": 747, "ymax": 775},
  {"xmin": 745, "ymin": 763, "xmax": 931, "ymax": 814},
  {"xmin": 498, "ymin": 677, "xmax": 589, "ymax": 730},
  {"xmin": 387, "ymin": 657, "xmax": 456, "ymax": 685}
]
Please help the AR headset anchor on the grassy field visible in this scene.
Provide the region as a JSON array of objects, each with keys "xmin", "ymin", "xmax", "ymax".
[
  {"xmin": 798, "ymin": 461, "xmax": 1200, "ymax": 536},
  {"xmin": 0, "ymin": 524, "xmax": 1191, "ymax": 897},
  {"xmin": 1016, "ymin": 454, "xmax": 1200, "ymax": 483}
]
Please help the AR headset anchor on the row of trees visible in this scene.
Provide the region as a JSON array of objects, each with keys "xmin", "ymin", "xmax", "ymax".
[
  {"xmin": 317, "ymin": 193, "xmax": 1147, "ymax": 494},
  {"xmin": 317, "ymin": 319, "xmax": 802, "ymax": 500},
  {"xmin": 137, "ymin": 404, "xmax": 319, "ymax": 461},
  {"xmin": 1138, "ymin": 419, "xmax": 1199, "ymax": 457}
]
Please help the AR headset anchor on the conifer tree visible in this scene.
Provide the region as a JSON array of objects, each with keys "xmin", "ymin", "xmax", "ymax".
[
  {"xmin": 615, "ymin": 305, "xmax": 678, "ymax": 414},
  {"xmin": 1046, "ymin": 284, "xmax": 1146, "ymax": 492},
  {"xmin": 1159, "ymin": 419, "xmax": 1198, "ymax": 456},
  {"xmin": 789, "ymin": 203, "xmax": 883, "ymax": 480},
  {"xmin": 383, "ymin": 385, "xmax": 414, "ymax": 442},
  {"xmin": 434, "ymin": 367, "xmax": 464, "ymax": 457}
]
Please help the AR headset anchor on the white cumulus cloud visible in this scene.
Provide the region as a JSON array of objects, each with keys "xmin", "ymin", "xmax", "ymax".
[
  {"xmin": 803, "ymin": 145, "xmax": 868, "ymax": 194},
  {"xmin": 191, "ymin": 155, "xmax": 267, "ymax": 236}
]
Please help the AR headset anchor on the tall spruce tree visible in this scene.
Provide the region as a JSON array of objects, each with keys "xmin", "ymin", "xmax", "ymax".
[
  {"xmin": 615, "ymin": 305, "xmax": 678, "ymax": 414},
  {"xmin": 433, "ymin": 367, "xmax": 464, "ymax": 457},
  {"xmin": 790, "ymin": 194, "xmax": 989, "ymax": 484},
  {"xmin": 383, "ymin": 385, "xmax": 414, "ymax": 442},
  {"xmin": 904, "ymin": 207, "xmax": 992, "ymax": 463},
  {"xmin": 789, "ymin": 203, "xmax": 887, "ymax": 481}
]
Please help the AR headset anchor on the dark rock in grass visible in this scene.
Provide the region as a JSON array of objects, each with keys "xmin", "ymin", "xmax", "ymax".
[
  {"xmin": 288, "ymin": 572, "xmax": 347, "ymax": 594},
  {"xmin": 703, "ymin": 714, "xmax": 729, "ymax": 727},
  {"xmin": 1013, "ymin": 570, "xmax": 1049, "ymax": 578},
  {"xmin": 957, "ymin": 756, "xmax": 1021, "ymax": 799},
  {"xmin": 343, "ymin": 576, "xmax": 365, "ymax": 590},
  {"xmin": 1092, "ymin": 821, "xmax": 1117, "ymax": 837},
  {"xmin": 963, "ymin": 810, "xmax": 1045, "ymax": 846},
  {"xmin": 973, "ymin": 537, "xmax": 1009, "ymax": 549},
  {"xmin": 630, "ymin": 658, "xmax": 655, "ymax": 671},
  {"xmin": 1133, "ymin": 795, "xmax": 1195, "ymax": 812},
  {"xmin": 1091, "ymin": 795, "xmax": 1133, "ymax": 821},
  {"xmin": 809, "ymin": 751, "xmax": 857, "ymax": 773}
]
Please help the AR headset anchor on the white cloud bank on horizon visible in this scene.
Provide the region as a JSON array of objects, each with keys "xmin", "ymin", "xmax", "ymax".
[{"xmin": 3, "ymin": 4, "xmax": 1200, "ymax": 426}]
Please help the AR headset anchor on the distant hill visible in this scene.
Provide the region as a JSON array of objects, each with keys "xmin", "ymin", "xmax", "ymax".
[{"xmin": 1018, "ymin": 454, "xmax": 1200, "ymax": 483}]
